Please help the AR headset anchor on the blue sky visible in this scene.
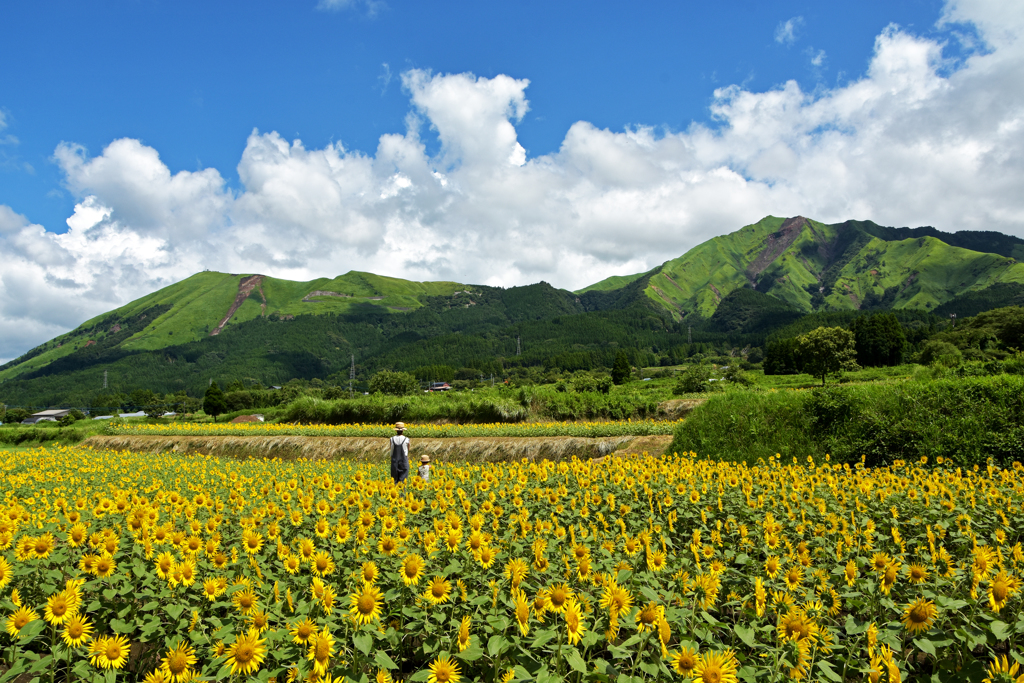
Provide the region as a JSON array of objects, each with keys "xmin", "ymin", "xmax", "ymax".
[
  {"xmin": 1, "ymin": 0, "xmax": 1022, "ymax": 361},
  {"xmin": 3, "ymin": 0, "xmax": 951, "ymax": 231}
]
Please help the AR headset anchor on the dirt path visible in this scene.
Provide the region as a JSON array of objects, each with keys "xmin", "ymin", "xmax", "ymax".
[{"xmin": 84, "ymin": 433, "xmax": 675, "ymax": 463}]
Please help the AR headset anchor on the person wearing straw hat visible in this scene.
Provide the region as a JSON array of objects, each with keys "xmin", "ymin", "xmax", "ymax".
[
  {"xmin": 417, "ymin": 454, "xmax": 431, "ymax": 482},
  {"xmin": 389, "ymin": 422, "xmax": 410, "ymax": 483}
]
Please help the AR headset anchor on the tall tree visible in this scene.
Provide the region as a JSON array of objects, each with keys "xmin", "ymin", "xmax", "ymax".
[
  {"xmin": 203, "ymin": 381, "xmax": 228, "ymax": 418},
  {"xmin": 611, "ymin": 350, "xmax": 631, "ymax": 385},
  {"xmin": 851, "ymin": 312, "xmax": 907, "ymax": 366},
  {"xmin": 798, "ymin": 327, "xmax": 859, "ymax": 386}
]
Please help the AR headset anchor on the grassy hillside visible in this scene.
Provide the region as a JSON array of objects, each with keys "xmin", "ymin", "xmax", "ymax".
[{"xmin": 597, "ymin": 215, "xmax": 1024, "ymax": 319}]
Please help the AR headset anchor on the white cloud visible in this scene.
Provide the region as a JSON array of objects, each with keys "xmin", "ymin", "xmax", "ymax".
[
  {"xmin": 775, "ymin": 16, "xmax": 804, "ymax": 45},
  {"xmin": 315, "ymin": 0, "xmax": 385, "ymax": 17},
  {"xmin": 806, "ymin": 48, "xmax": 827, "ymax": 67},
  {"xmin": 2, "ymin": 0, "xmax": 1024, "ymax": 362}
]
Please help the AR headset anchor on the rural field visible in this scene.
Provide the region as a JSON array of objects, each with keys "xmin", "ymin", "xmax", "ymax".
[{"xmin": 1, "ymin": 442, "xmax": 1021, "ymax": 683}]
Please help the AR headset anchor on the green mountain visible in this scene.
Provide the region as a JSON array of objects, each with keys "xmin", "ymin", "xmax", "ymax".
[
  {"xmin": 616, "ymin": 215, "xmax": 1024, "ymax": 319},
  {"xmin": 4, "ymin": 215, "xmax": 1024, "ymax": 408}
]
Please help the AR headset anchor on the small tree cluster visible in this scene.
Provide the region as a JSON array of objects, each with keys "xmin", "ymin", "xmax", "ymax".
[{"xmin": 369, "ymin": 370, "xmax": 420, "ymax": 396}]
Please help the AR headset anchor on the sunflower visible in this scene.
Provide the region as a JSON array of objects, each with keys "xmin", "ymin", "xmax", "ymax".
[
  {"xmin": 781, "ymin": 637, "xmax": 812, "ymax": 680},
  {"xmin": 297, "ymin": 537, "xmax": 316, "ymax": 562},
  {"xmin": 984, "ymin": 655, "xmax": 1021, "ymax": 683},
  {"xmin": 289, "ymin": 617, "xmax": 318, "ymax": 645},
  {"xmin": 401, "ymin": 554, "xmax": 425, "ymax": 586},
  {"xmin": 6, "ymin": 605, "xmax": 40, "ymax": 638},
  {"xmin": 321, "ymin": 584, "xmax": 337, "ymax": 615},
  {"xmin": 241, "ymin": 529, "xmax": 264, "ymax": 555},
  {"xmin": 844, "ymin": 559, "xmax": 858, "ymax": 587},
  {"xmin": 477, "ymin": 545, "xmax": 499, "ymax": 569},
  {"xmin": 93, "ymin": 555, "xmax": 117, "ymax": 578},
  {"xmin": 564, "ymin": 597, "xmax": 586, "ymax": 646},
  {"xmin": 512, "ymin": 588, "xmax": 530, "ymax": 636},
  {"xmin": 424, "ymin": 576, "xmax": 453, "ymax": 605},
  {"xmin": 361, "ymin": 561, "xmax": 380, "ymax": 585},
  {"xmin": 647, "ymin": 549, "xmax": 667, "ymax": 572},
  {"xmin": 307, "ymin": 628, "xmax": 335, "ymax": 675},
  {"xmin": 671, "ymin": 647, "xmax": 699, "ymax": 676},
  {"xmin": 871, "ymin": 552, "xmax": 892, "ymax": 573},
  {"xmin": 310, "ymin": 550, "xmax": 336, "ymax": 577},
  {"xmin": 908, "ymin": 563, "xmax": 929, "ymax": 584},
  {"xmin": 635, "ymin": 602, "xmax": 662, "ymax": 632},
  {"xmin": 547, "ymin": 583, "xmax": 573, "ymax": 613},
  {"xmin": 784, "ymin": 566, "xmax": 804, "ymax": 591},
  {"xmin": 202, "ymin": 578, "xmax": 224, "ymax": 602},
  {"xmin": 987, "ymin": 571, "xmax": 1020, "ymax": 614},
  {"xmin": 283, "ymin": 555, "xmax": 302, "ymax": 575},
  {"xmin": 90, "ymin": 634, "xmax": 131, "ymax": 670},
  {"xmin": 692, "ymin": 649, "xmax": 739, "ymax": 683},
  {"xmin": 428, "ymin": 653, "xmax": 462, "ymax": 683},
  {"xmin": 349, "ymin": 583, "xmax": 384, "ymax": 625},
  {"xmin": 160, "ymin": 641, "xmax": 197, "ymax": 683},
  {"xmin": 224, "ymin": 629, "xmax": 267, "ymax": 676},
  {"xmin": 754, "ymin": 577, "xmax": 767, "ymax": 617},
  {"xmin": 505, "ymin": 558, "xmax": 529, "ymax": 587},
  {"xmin": 248, "ymin": 608, "xmax": 271, "ymax": 634},
  {"xmin": 61, "ymin": 613, "xmax": 94, "ymax": 648},
  {"xmin": 31, "ymin": 532, "xmax": 56, "ymax": 559},
  {"xmin": 776, "ymin": 607, "xmax": 819, "ymax": 643},
  {"xmin": 600, "ymin": 579, "xmax": 633, "ymax": 620},
  {"xmin": 901, "ymin": 598, "xmax": 938, "ymax": 634},
  {"xmin": 457, "ymin": 615, "xmax": 472, "ymax": 652},
  {"xmin": 880, "ymin": 562, "xmax": 900, "ymax": 596},
  {"xmin": 44, "ymin": 590, "xmax": 76, "ymax": 625},
  {"xmin": 764, "ymin": 555, "xmax": 781, "ymax": 580},
  {"xmin": 232, "ymin": 588, "xmax": 259, "ymax": 616},
  {"xmin": 378, "ymin": 535, "xmax": 400, "ymax": 556},
  {"xmin": 143, "ymin": 669, "xmax": 171, "ymax": 683}
]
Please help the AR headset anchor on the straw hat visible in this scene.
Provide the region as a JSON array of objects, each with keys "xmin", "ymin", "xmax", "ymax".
[
  {"xmin": 395, "ymin": 422, "xmax": 405, "ymax": 430},
  {"xmin": 420, "ymin": 455, "xmax": 430, "ymax": 463}
]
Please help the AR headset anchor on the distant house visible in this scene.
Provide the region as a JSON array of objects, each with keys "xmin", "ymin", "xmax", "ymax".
[{"xmin": 22, "ymin": 409, "xmax": 72, "ymax": 424}]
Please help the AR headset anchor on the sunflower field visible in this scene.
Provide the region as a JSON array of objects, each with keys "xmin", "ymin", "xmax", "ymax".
[
  {"xmin": 102, "ymin": 419, "xmax": 681, "ymax": 439},
  {"xmin": 1, "ymin": 445, "xmax": 1023, "ymax": 683}
]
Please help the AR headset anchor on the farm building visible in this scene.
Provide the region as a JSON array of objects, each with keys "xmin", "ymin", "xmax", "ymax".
[{"xmin": 22, "ymin": 409, "xmax": 73, "ymax": 424}]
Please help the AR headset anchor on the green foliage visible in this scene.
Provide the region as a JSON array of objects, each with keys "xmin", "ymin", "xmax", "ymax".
[
  {"xmin": 203, "ymin": 381, "xmax": 228, "ymax": 417},
  {"xmin": 797, "ymin": 326, "xmax": 859, "ymax": 386},
  {"xmin": 669, "ymin": 375, "xmax": 1024, "ymax": 467},
  {"xmin": 369, "ymin": 370, "xmax": 419, "ymax": 396},
  {"xmin": 707, "ymin": 288, "xmax": 802, "ymax": 334},
  {"xmin": 850, "ymin": 312, "xmax": 907, "ymax": 366},
  {"xmin": 414, "ymin": 365, "xmax": 456, "ymax": 382},
  {"xmin": 918, "ymin": 340, "xmax": 963, "ymax": 367},
  {"xmin": 673, "ymin": 363, "xmax": 713, "ymax": 394},
  {"xmin": 4, "ymin": 408, "xmax": 28, "ymax": 424},
  {"xmin": 611, "ymin": 351, "xmax": 631, "ymax": 385}
]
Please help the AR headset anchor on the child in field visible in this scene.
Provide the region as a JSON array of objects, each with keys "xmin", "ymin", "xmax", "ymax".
[{"xmin": 418, "ymin": 455, "xmax": 431, "ymax": 482}]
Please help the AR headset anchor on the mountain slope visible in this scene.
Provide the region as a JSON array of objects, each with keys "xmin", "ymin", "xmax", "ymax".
[{"xmin": 611, "ymin": 216, "xmax": 1024, "ymax": 319}]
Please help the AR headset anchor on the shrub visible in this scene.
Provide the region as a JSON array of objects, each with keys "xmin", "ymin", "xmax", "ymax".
[
  {"xmin": 369, "ymin": 370, "xmax": 419, "ymax": 396},
  {"xmin": 673, "ymin": 363, "xmax": 713, "ymax": 394}
]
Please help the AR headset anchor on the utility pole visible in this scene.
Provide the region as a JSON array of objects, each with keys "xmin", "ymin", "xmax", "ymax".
[
  {"xmin": 103, "ymin": 370, "xmax": 107, "ymax": 390},
  {"xmin": 688, "ymin": 325, "xmax": 692, "ymax": 344},
  {"xmin": 516, "ymin": 335, "xmax": 521, "ymax": 356},
  {"xmin": 349, "ymin": 354, "xmax": 355, "ymax": 397}
]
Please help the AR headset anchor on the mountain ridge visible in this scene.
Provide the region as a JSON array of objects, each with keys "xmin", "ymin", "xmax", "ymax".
[{"xmin": 4, "ymin": 214, "xmax": 1024, "ymax": 406}]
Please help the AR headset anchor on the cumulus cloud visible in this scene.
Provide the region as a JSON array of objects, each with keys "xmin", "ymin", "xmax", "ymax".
[
  {"xmin": 775, "ymin": 16, "xmax": 804, "ymax": 45},
  {"xmin": 315, "ymin": 0, "xmax": 385, "ymax": 17},
  {"xmin": 2, "ymin": 0, "xmax": 1024, "ymax": 362}
]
